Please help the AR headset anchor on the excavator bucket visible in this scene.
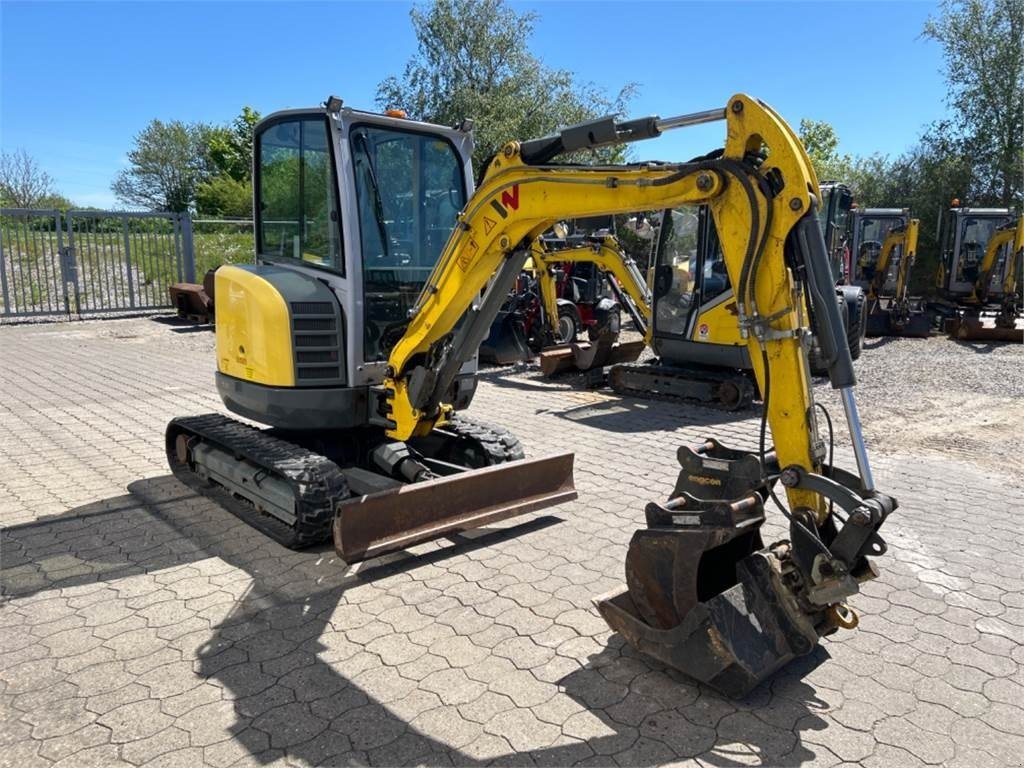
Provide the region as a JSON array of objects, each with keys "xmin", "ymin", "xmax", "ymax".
[
  {"xmin": 333, "ymin": 453, "xmax": 576, "ymax": 562},
  {"xmin": 946, "ymin": 314, "xmax": 1023, "ymax": 343},
  {"xmin": 479, "ymin": 310, "xmax": 533, "ymax": 364},
  {"xmin": 865, "ymin": 299, "xmax": 931, "ymax": 338},
  {"xmin": 595, "ymin": 440, "xmax": 825, "ymax": 699}
]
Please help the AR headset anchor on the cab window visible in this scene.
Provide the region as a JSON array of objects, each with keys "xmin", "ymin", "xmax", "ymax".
[
  {"xmin": 349, "ymin": 124, "xmax": 466, "ymax": 361},
  {"xmin": 257, "ymin": 118, "xmax": 343, "ymax": 272},
  {"xmin": 652, "ymin": 208, "xmax": 700, "ymax": 336}
]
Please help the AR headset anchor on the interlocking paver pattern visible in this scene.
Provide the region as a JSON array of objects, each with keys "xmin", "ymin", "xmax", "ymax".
[{"xmin": 1, "ymin": 318, "xmax": 1023, "ymax": 767}]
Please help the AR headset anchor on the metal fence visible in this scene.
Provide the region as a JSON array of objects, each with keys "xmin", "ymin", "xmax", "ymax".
[{"xmin": 0, "ymin": 208, "xmax": 194, "ymax": 321}]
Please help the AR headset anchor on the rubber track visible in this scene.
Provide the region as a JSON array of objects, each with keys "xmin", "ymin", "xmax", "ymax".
[
  {"xmin": 436, "ymin": 414, "xmax": 526, "ymax": 464},
  {"xmin": 609, "ymin": 363, "xmax": 756, "ymax": 412},
  {"xmin": 166, "ymin": 414, "xmax": 349, "ymax": 549}
]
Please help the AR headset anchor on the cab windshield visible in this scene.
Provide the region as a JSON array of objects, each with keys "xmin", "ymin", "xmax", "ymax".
[
  {"xmin": 350, "ymin": 125, "xmax": 466, "ymax": 361},
  {"xmin": 957, "ymin": 216, "xmax": 1007, "ymax": 279},
  {"xmin": 854, "ymin": 216, "xmax": 903, "ymax": 280}
]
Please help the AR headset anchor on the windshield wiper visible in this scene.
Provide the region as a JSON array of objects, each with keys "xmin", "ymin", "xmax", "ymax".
[{"xmin": 353, "ymin": 132, "xmax": 390, "ymax": 259}]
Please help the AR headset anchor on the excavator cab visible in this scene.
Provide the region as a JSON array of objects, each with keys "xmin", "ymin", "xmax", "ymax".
[
  {"xmin": 649, "ymin": 207, "xmax": 746, "ymax": 365},
  {"xmin": 849, "ymin": 208, "xmax": 910, "ymax": 289},
  {"xmin": 936, "ymin": 207, "xmax": 1013, "ymax": 300},
  {"xmin": 816, "ymin": 182, "xmax": 854, "ymax": 282}
]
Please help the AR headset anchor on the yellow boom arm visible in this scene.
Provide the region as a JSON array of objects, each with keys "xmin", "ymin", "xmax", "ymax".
[
  {"xmin": 382, "ymin": 93, "xmax": 871, "ymax": 522},
  {"xmin": 973, "ymin": 215, "xmax": 1024, "ymax": 304},
  {"xmin": 869, "ymin": 219, "xmax": 919, "ymax": 302}
]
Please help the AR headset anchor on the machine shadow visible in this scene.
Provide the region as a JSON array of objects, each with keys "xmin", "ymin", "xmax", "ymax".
[
  {"xmin": 863, "ymin": 335, "xmax": 906, "ymax": 351},
  {"xmin": 2, "ymin": 476, "xmax": 833, "ymax": 766},
  {"xmin": 149, "ymin": 314, "xmax": 214, "ymax": 333},
  {"xmin": 544, "ymin": 397, "xmax": 755, "ymax": 434},
  {"xmin": 949, "ymin": 339, "xmax": 1009, "ymax": 354}
]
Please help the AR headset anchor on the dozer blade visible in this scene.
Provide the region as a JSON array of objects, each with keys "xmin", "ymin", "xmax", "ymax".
[
  {"xmin": 947, "ymin": 315, "xmax": 1023, "ymax": 343},
  {"xmin": 539, "ymin": 339, "xmax": 645, "ymax": 376},
  {"xmin": 333, "ymin": 453, "xmax": 576, "ymax": 562}
]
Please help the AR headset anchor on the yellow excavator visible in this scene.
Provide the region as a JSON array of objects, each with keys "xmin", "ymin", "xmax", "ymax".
[
  {"xmin": 531, "ymin": 236, "xmax": 652, "ymax": 377},
  {"xmin": 945, "ymin": 214, "xmax": 1023, "ymax": 342},
  {"xmin": 862, "ymin": 218, "xmax": 932, "ymax": 337},
  {"xmin": 167, "ymin": 94, "xmax": 896, "ymax": 697}
]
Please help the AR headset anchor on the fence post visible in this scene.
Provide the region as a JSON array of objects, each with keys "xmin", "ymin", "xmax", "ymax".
[
  {"xmin": 62, "ymin": 212, "xmax": 80, "ymax": 317},
  {"xmin": 122, "ymin": 215, "xmax": 136, "ymax": 309},
  {"xmin": 0, "ymin": 215, "xmax": 10, "ymax": 317},
  {"xmin": 180, "ymin": 213, "xmax": 196, "ymax": 283}
]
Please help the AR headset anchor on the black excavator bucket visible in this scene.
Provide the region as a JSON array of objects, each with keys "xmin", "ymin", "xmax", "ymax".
[
  {"xmin": 479, "ymin": 310, "xmax": 533, "ymax": 365},
  {"xmin": 334, "ymin": 453, "xmax": 576, "ymax": 562},
  {"xmin": 865, "ymin": 299, "xmax": 932, "ymax": 338},
  {"xmin": 597, "ymin": 440, "xmax": 829, "ymax": 699}
]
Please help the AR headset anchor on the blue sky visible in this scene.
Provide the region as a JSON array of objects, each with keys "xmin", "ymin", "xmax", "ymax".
[{"xmin": 1, "ymin": 1, "xmax": 947, "ymax": 209}]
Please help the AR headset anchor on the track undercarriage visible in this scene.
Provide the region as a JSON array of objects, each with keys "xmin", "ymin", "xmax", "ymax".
[
  {"xmin": 608, "ymin": 361, "xmax": 756, "ymax": 411},
  {"xmin": 167, "ymin": 414, "xmax": 576, "ymax": 562}
]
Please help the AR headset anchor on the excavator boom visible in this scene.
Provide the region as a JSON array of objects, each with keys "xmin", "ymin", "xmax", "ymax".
[{"xmin": 378, "ymin": 95, "xmax": 897, "ymax": 695}]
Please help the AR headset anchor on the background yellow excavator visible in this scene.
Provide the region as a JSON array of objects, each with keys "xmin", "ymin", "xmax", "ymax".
[
  {"xmin": 534, "ymin": 183, "xmax": 868, "ymax": 409},
  {"xmin": 167, "ymin": 94, "xmax": 896, "ymax": 697},
  {"xmin": 944, "ymin": 214, "xmax": 1023, "ymax": 341},
  {"xmin": 862, "ymin": 218, "xmax": 932, "ymax": 337}
]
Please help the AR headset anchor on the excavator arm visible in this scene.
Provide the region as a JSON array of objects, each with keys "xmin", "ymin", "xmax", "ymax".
[
  {"xmin": 995, "ymin": 219, "xmax": 1024, "ymax": 328},
  {"xmin": 973, "ymin": 215, "xmax": 1024, "ymax": 305},
  {"xmin": 869, "ymin": 219, "xmax": 919, "ymax": 302},
  {"xmin": 380, "ymin": 94, "xmax": 895, "ymax": 696},
  {"xmin": 383, "ymin": 93, "xmax": 880, "ymax": 513}
]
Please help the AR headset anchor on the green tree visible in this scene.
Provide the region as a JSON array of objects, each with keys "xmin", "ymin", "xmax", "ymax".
[
  {"xmin": 798, "ymin": 119, "xmax": 854, "ymax": 182},
  {"xmin": 112, "ymin": 120, "xmax": 210, "ymax": 212},
  {"xmin": 924, "ymin": 0, "xmax": 1024, "ymax": 206},
  {"xmin": 204, "ymin": 106, "xmax": 261, "ymax": 182},
  {"xmin": 377, "ymin": 0, "xmax": 637, "ymax": 171},
  {"xmin": 0, "ymin": 149, "xmax": 55, "ymax": 207},
  {"xmin": 195, "ymin": 176, "xmax": 252, "ymax": 218}
]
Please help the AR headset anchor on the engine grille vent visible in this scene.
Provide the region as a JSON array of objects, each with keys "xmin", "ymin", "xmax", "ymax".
[
  {"xmin": 291, "ymin": 301, "xmax": 334, "ymax": 315},
  {"xmin": 290, "ymin": 301, "xmax": 344, "ymax": 386}
]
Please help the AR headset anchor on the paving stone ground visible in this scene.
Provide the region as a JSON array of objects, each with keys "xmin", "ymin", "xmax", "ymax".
[{"xmin": 1, "ymin": 317, "xmax": 1022, "ymax": 767}]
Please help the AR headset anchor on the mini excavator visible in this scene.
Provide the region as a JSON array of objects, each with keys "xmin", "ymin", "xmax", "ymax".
[
  {"xmin": 167, "ymin": 94, "xmax": 895, "ymax": 696},
  {"xmin": 863, "ymin": 218, "xmax": 932, "ymax": 337},
  {"xmin": 532, "ymin": 236, "xmax": 651, "ymax": 377},
  {"xmin": 944, "ymin": 215, "xmax": 1023, "ymax": 342}
]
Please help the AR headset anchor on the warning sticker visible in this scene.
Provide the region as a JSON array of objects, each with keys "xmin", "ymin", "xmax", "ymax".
[
  {"xmin": 457, "ymin": 239, "xmax": 479, "ymax": 271},
  {"xmin": 483, "ymin": 217, "xmax": 497, "ymax": 235},
  {"xmin": 698, "ymin": 323, "xmax": 710, "ymax": 339}
]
